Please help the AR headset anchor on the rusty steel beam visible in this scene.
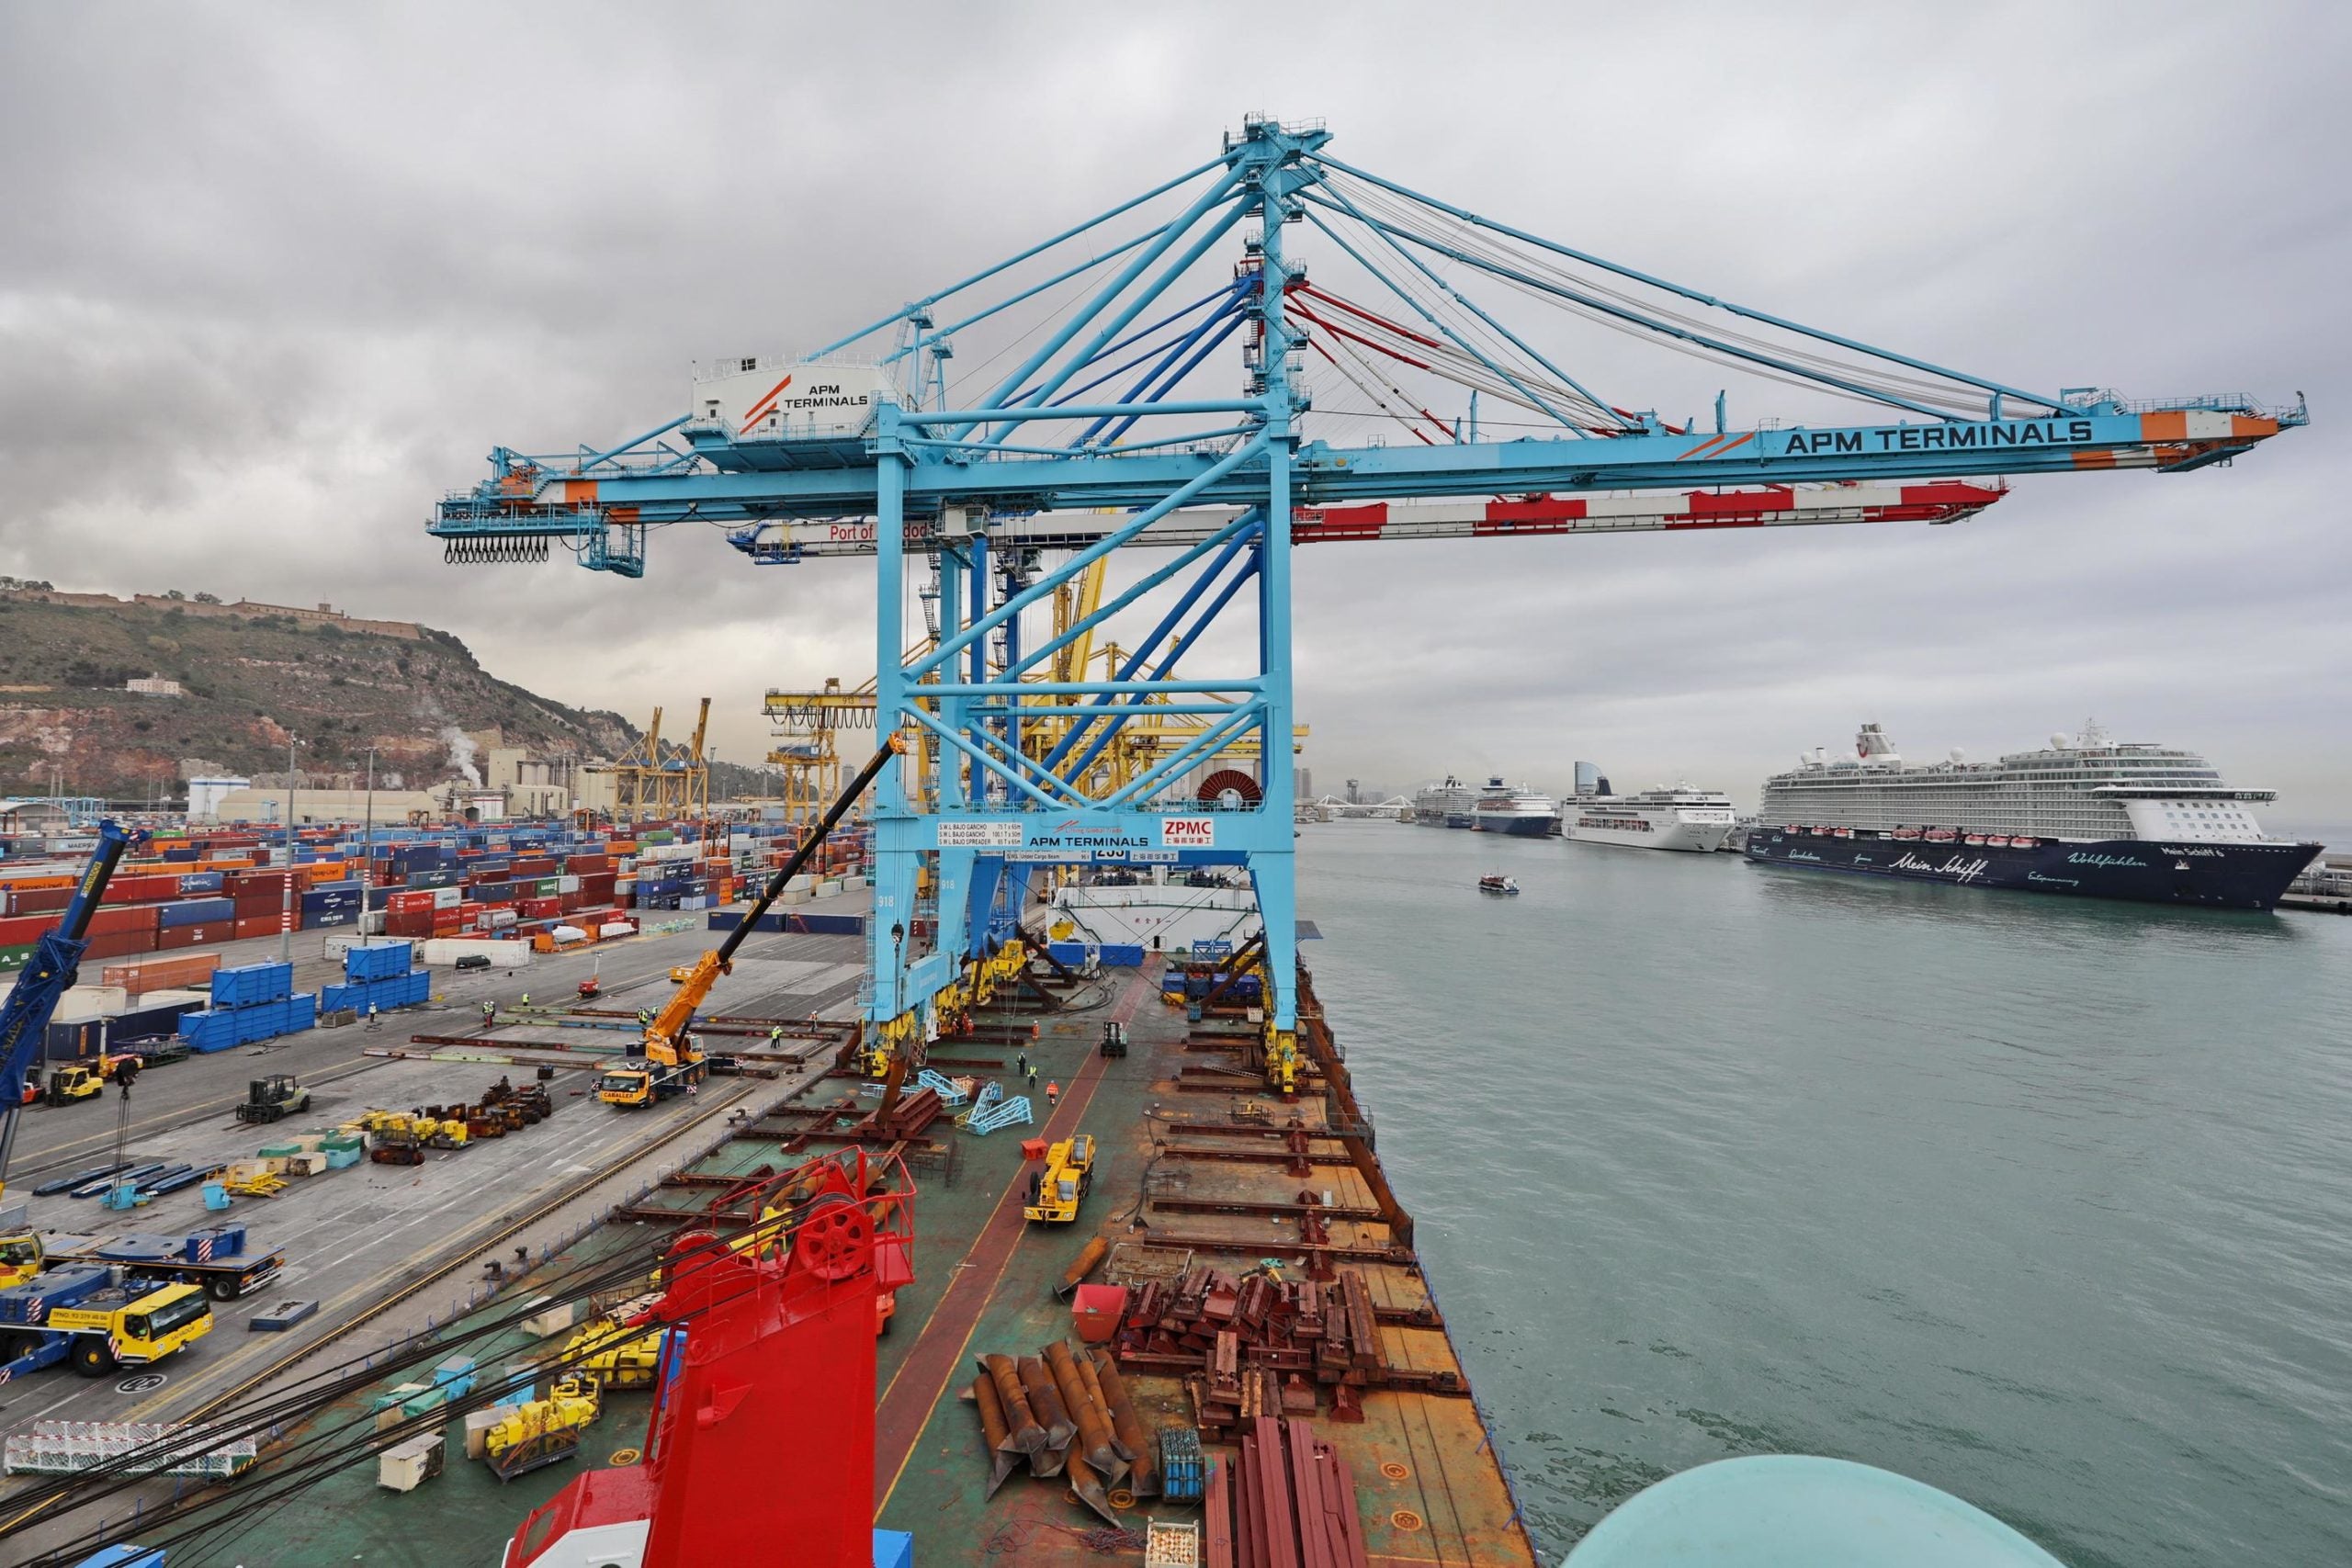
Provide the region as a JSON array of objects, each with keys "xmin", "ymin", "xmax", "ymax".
[
  {"xmin": 1158, "ymin": 1147, "xmax": 1355, "ymax": 1168},
  {"xmin": 1135, "ymin": 1231, "xmax": 1413, "ymax": 1264},
  {"xmin": 1148, "ymin": 1196, "xmax": 1383, "ymax": 1222}
]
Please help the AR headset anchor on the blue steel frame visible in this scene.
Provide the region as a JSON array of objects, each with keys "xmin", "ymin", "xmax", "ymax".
[
  {"xmin": 425, "ymin": 119, "xmax": 2303, "ymax": 1067},
  {"xmin": 861, "ymin": 121, "xmax": 1325, "ymax": 1058}
]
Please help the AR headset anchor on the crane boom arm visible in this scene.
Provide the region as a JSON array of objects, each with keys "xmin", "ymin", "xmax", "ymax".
[
  {"xmin": 642, "ymin": 737, "xmax": 904, "ymax": 1066},
  {"xmin": 0, "ymin": 819, "xmax": 136, "ymax": 1201}
]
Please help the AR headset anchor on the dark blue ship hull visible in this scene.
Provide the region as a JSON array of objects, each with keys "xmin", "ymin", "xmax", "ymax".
[
  {"xmin": 1473, "ymin": 815, "xmax": 1555, "ymax": 837},
  {"xmin": 1746, "ymin": 829, "xmax": 2319, "ymax": 910}
]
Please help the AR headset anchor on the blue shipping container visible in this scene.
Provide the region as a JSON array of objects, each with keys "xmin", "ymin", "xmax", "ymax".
[
  {"xmin": 161, "ymin": 897, "xmax": 235, "ymax": 929},
  {"xmin": 211, "ymin": 962, "xmax": 294, "ymax": 1008}
]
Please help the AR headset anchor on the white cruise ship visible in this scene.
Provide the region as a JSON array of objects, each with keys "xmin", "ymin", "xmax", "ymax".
[
  {"xmin": 1471, "ymin": 776, "xmax": 1557, "ymax": 837},
  {"xmin": 1566, "ymin": 784, "xmax": 1736, "ymax": 853},
  {"xmin": 1747, "ymin": 721, "xmax": 2320, "ymax": 909},
  {"xmin": 1411, "ymin": 775, "xmax": 1478, "ymax": 829}
]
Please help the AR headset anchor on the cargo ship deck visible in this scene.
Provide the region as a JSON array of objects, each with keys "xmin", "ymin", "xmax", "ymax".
[{"xmin": 150, "ymin": 951, "xmax": 1536, "ymax": 1566}]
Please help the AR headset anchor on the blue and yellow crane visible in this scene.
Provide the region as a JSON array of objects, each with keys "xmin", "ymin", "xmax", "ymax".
[
  {"xmin": 0, "ymin": 818, "xmax": 138, "ymax": 1217},
  {"xmin": 429, "ymin": 117, "xmax": 2303, "ymax": 1097}
]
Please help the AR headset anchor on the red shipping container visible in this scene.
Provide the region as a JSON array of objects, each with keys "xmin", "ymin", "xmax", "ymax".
[
  {"xmin": 233, "ymin": 914, "xmax": 288, "ymax": 941},
  {"xmin": 82, "ymin": 929, "xmax": 156, "ymax": 960},
  {"xmin": 10, "ymin": 886, "xmax": 73, "ymax": 916},
  {"xmin": 87, "ymin": 904, "xmax": 162, "ymax": 935},
  {"xmin": 154, "ymin": 924, "xmax": 220, "ymax": 950},
  {"xmin": 0, "ymin": 913, "xmax": 52, "ymax": 945},
  {"xmin": 100, "ymin": 874, "xmax": 180, "ymax": 906}
]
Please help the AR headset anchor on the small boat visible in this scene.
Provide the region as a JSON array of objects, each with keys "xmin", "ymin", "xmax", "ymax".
[
  {"xmin": 1893, "ymin": 827, "xmax": 1921, "ymax": 840},
  {"xmin": 1964, "ymin": 834, "xmax": 1987, "ymax": 846},
  {"xmin": 1925, "ymin": 829, "xmax": 1958, "ymax": 842},
  {"xmin": 1477, "ymin": 874, "xmax": 1520, "ymax": 895}
]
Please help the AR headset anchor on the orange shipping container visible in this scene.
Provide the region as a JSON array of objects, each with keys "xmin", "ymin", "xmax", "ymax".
[{"xmin": 100, "ymin": 953, "xmax": 223, "ymax": 994}]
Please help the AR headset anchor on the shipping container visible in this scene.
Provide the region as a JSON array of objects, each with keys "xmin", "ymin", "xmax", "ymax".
[
  {"xmin": 102, "ymin": 953, "xmax": 222, "ymax": 993},
  {"xmin": 160, "ymin": 897, "xmax": 235, "ymax": 929},
  {"xmin": 81, "ymin": 929, "xmax": 158, "ymax": 960}
]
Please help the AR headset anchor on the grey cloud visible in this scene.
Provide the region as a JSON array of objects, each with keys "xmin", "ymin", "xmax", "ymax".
[{"xmin": 1, "ymin": 3, "xmax": 2345, "ymax": 821}]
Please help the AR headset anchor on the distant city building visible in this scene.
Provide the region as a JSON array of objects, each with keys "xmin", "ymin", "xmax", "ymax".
[
  {"xmin": 1294, "ymin": 767, "xmax": 1313, "ymax": 800},
  {"xmin": 1574, "ymin": 761, "xmax": 1611, "ymax": 797},
  {"xmin": 125, "ymin": 673, "xmax": 184, "ymax": 696}
]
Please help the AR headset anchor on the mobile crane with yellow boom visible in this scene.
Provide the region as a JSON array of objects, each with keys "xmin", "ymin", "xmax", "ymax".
[{"xmin": 599, "ymin": 738, "xmax": 906, "ymax": 1109}]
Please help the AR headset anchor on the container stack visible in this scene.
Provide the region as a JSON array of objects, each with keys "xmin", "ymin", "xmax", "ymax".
[
  {"xmin": 175, "ymin": 960, "xmax": 317, "ymax": 1053},
  {"xmin": 322, "ymin": 940, "xmax": 430, "ymax": 1015}
]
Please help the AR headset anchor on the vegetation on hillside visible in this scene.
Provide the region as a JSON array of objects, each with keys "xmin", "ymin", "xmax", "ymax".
[{"xmin": 0, "ymin": 593, "xmax": 650, "ymax": 802}]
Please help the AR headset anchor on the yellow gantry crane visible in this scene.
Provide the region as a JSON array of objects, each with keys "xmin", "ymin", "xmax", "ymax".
[
  {"xmin": 763, "ymin": 678, "xmax": 868, "ymax": 826},
  {"xmin": 764, "ymin": 561, "xmax": 1304, "ymax": 823},
  {"xmin": 587, "ymin": 698, "xmax": 711, "ymax": 826}
]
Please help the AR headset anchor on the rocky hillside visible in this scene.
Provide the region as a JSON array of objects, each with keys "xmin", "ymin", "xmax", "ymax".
[{"xmin": 0, "ymin": 591, "xmax": 645, "ymax": 802}]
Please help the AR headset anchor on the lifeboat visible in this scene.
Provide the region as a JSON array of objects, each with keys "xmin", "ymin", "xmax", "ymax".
[
  {"xmin": 1893, "ymin": 827, "xmax": 1921, "ymax": 840},
  {"xmin": 1964, "ymin": 834, "xmax": 1987, "ymax": 846},
  {"xmin": 1925, "ymin": 829, "xmax": 1957, "ymax": 842}
]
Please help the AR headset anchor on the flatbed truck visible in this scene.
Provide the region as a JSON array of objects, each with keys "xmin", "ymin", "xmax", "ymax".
[
  {"xmin": 0, "ymin": 1266, "xmax": 212, "ymax": 1378},
  {"xmin": 37, "ymin": 1224, "xmax": 286, "ymax": 1302}
]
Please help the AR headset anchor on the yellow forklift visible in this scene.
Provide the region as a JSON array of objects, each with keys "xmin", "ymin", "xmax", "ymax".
[{"xmin": 44, "ymin": 1053, "xmax": 130, "ymax": 1107}]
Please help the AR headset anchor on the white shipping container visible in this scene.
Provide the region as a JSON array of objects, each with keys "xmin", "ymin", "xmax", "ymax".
[
  {"xmin": 429, "ymin": 886, "xmax": 463, "ymax": 909},
  {"xmin": 53, "ymin": 985, "xmax": 130, "ymax": 1023},
  {"xmin": 597, "ymin": 920, "xmax": 637, "ymax": 939},
  {"xmin": 557, "ymin": 874, "xmax": 580, "ymax": 894},
  {"xmin": 419, "ymin": 938, "xmax": 533, "ymax": 968},
  {"xmin": 482, "ymin": 909, "xmax": 518, "ymax": 930}
]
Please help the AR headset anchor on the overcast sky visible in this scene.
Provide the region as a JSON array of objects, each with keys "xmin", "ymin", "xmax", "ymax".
[{"xmin": 3, "ymin": 3, "xmax": 2346, "ymax": 824}]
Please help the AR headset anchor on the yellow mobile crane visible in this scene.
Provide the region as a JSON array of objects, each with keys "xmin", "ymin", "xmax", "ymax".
[{"xmin": 599, "ymin": 736, "xmax": 908, "ymax": 1110}]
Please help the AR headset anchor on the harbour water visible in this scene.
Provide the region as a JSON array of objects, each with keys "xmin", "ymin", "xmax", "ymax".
[{"xmin": 1297, "ymin": 820, "xmax": 2352, "ymax": 1566}]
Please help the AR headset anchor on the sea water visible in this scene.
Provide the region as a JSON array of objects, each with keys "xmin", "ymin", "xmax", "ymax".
[{"xmin": 1299, "ymin": 820, "xmax": 2352, "ymax": 1565}]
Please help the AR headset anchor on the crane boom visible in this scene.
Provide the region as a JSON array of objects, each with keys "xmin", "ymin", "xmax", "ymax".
[
  {"xmin": 0, "ymin": 819, "xmax": 136, "ymax": 1203},
  {"xmin": 637, "ymin": 737, "xmax": 904, "ymax": 1077}
]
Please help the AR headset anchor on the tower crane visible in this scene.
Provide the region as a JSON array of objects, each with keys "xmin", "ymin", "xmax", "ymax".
[{"xmin": 430, "ymin": 116, "xmax": 2303, "ymax": 1094}]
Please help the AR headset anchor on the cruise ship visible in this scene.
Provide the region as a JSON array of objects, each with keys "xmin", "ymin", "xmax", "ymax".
[
  {"xmin": 1412, "ymin": 774, "xmax": 1478, "ymax": 829},
  {"xmin": 1567, "ymin": 783, "xmax": 1738, "ymax": 852},
  {"xmin": 1747, "ymin": 722, "xmax": 2321, "ymax": 909},
  {"xmin": 1471, "ymin": 775, "xmax": 1557, "ymax": 837}
]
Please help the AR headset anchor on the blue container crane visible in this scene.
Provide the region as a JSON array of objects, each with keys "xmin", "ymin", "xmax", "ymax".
[
  {"xmin": 424, "ymin": 117, "xmax": 2304, "ymax": 1097},
  {"xmin": 0, "ymin": 818, "xmax": 139, "ymax": 1208}
]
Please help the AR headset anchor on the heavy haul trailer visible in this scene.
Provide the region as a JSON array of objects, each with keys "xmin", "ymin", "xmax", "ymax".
[
  {"xmin": 38, "ymin": 1224, "xmax": 285, "ymax": 1302},
  {"xmin": 0, "ymin": 1266, "xmax": 212, "ymax": 1378}
]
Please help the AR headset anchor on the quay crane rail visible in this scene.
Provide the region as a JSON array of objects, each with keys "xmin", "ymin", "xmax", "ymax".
[{"xmin": 430, "ymin": 116, "xmax": 2303, "ymax": 1093}]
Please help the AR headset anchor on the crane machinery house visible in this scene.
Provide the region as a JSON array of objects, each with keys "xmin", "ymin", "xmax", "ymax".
[{"xmin": 695, "ymin": 358, "xmax": 899, "ymax": 440}]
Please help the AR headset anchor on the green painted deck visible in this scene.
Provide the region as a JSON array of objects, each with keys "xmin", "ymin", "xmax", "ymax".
[{"xmin": 198, "ymin": 960, "xmax": 1535, "ymax": 1565}]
